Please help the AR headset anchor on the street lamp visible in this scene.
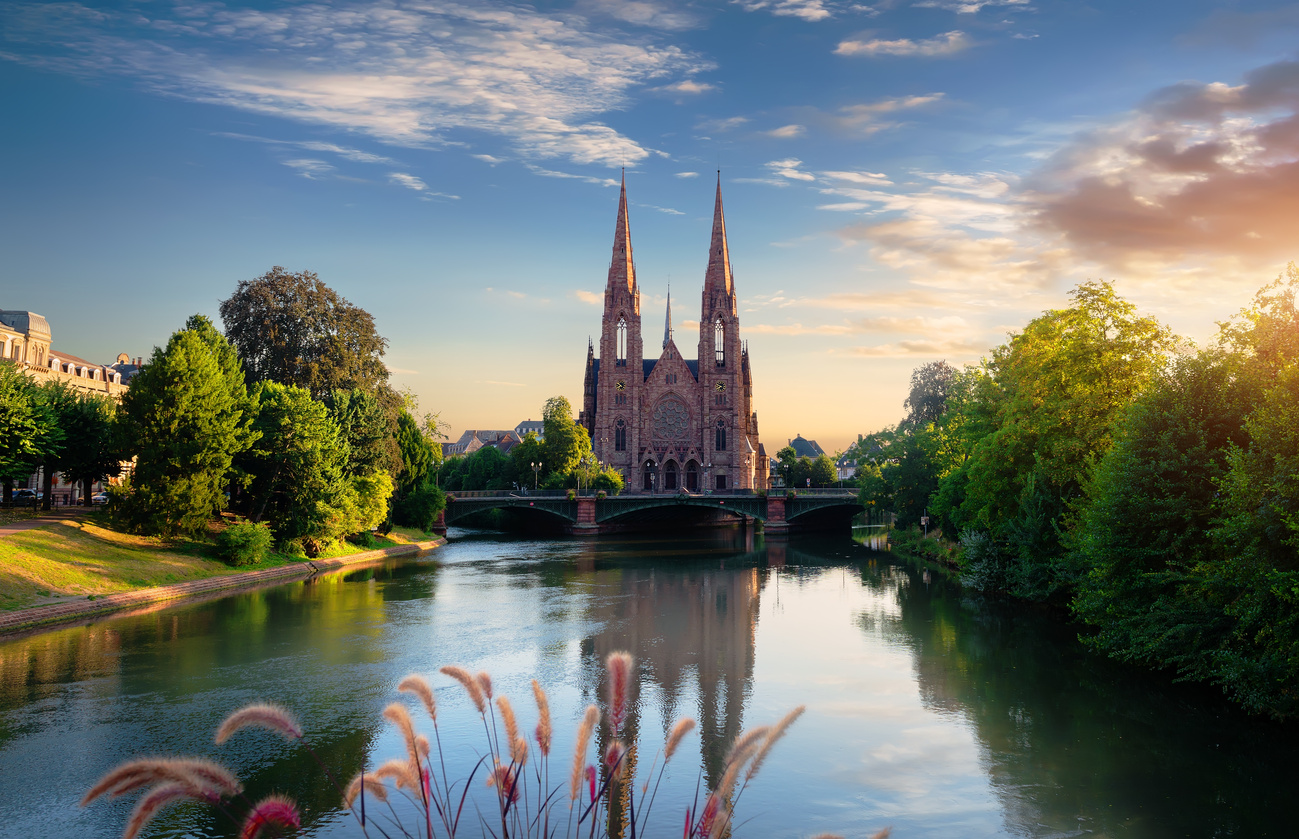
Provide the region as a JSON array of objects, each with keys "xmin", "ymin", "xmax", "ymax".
[{"xmin": 531, "ymin": 461, "xmax": 542, "ymax": 490}]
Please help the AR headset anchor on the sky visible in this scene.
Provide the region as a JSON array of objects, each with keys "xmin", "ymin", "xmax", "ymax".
[{"xmin": 4, "ymin": 0, "xmax": 1299, "ymax": 454}]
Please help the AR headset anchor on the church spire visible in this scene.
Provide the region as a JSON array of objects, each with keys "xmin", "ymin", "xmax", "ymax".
[
  {"xmin": 607, "ymin": 171, "xmax": 636, "ymax": 295},
  {"xmin": 663, "ymin": 283, "xmax": 673, "ymax": 349},
  {"xmin": 704, "ymin": 172, "xmax": 733, "ymax": 298}
]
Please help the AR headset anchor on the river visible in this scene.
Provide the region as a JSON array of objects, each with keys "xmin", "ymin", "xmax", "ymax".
[{"xmin": 0, "ymin": 529, "xmax": 1294, "ymax": 839}]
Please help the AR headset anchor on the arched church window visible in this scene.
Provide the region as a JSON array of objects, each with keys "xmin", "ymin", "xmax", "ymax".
[
  {"xmin": 714, "ymin": 317, "xmax": 725, "ymax": 366},
  {"xmin": 617, "ymin": 317, "xmax": 628, "ymax": 366},
  {"xmin": 615, "ymin": 419, "xmax": 626, "ymax": 451},
  {"xmin": 715, "ymin": 419, "xmax": 727, "ymax": 451}
]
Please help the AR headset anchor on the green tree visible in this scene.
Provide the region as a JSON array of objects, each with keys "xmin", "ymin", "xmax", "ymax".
[
  {"xmin": 34, "ymin": 380, "xmax": 78, "ymax": 508},
  {"xmin": 219, "ymin": 267, "xmax": 394, "ymax": 403},
  {"xmin": 946, "ymin": 282, "xmax": 1175, "ymax": 599},
  {"xmin": 809, "ymin": 453, "xmax": 836, "ymax": 487},
  {"xmin": 509, "ymin": 432, "xmax": 546, "ymax": 489},
  {"xmin": 59, "ymin": 392, "xmax": 123, "ymax": 506},
  {"xmin": 238, "ymin": 381, "xmax": 350, "ymax": 549},
  {"xmin": 0, "ymin": 362, "xmax": 56, "ymax": 503},
  {"xmin": 395, "ymin": 410, "xmax": 436, "ymax": 494},
  {"xmin": 542, "ymin": 396, "xmax": 592, "ymax": 477},
  {"xmin": 117, "ymin": 322, "xmax": 257, "ymax": 537},
  {"xmin": 325, "ymin": 388, "xmax": 400, "ymax": 478}
]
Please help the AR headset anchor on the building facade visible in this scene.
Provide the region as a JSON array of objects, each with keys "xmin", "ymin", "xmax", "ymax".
[
  {"xmin": 1, "ymin": 310, "xmax": 137, "ymax": 399},
  {"xmin": 580, "ymin": 178, "xmax": 768, "ymax": 493}
]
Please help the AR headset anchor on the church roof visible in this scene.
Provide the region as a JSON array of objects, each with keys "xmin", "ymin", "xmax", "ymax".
[{"xmin": 590, "ymin": 357, "xmax": 700, "ymax": 385}]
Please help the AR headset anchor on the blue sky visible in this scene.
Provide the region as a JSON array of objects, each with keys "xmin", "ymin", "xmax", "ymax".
[{"xmin": 4, "ymin": 0, "xmax": 1299, "ymax": 452}]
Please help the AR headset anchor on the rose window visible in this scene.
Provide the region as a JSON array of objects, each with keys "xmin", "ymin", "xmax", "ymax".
[{"xmin": 652, "ymin": 396, "xmax": 690, "ymax": 439}]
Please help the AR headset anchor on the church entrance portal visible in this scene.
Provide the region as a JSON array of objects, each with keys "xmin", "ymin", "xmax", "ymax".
[
  {"xmin": 642, "ymin": 461, "xmax": 655, "ymax": 492},
  {"xmin": 664, "ymin": 460, "xmax": 678, "ymax": 491},
  {"xmin": 686, "ymin": 461, "xmax": 699, "ymax": 492}
]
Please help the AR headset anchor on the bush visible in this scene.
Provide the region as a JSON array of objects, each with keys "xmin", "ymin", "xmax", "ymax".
[
  {"xmin": 276, "ymin": 539, "xmax": 307, "ymax": 559},
  {"xmin": 394, "ymin": 484, "xmax": 446, "ymax": 534},
  {"xmin": 959, "ymin": 529, "xmax": 1009, "ymax": 591},
  {"xmin": 215, "ymin": 520, "xmax": 272, "ymax": 567},
  {"xmin": 566, "ymin": 488, "xmax": 577, "ymax": 500},
  {"xmin": 347, "ymin": 530, "xmax": 377, "ymax": 549},
  {"xmin": 596, "ymin": 490, "xmax": 607, "ymax": 500}
]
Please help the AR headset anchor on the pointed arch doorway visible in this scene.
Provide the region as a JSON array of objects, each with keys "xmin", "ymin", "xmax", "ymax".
[{"xmin": 685, "ymin": 460, "xmax": 699, "ymax": 493}]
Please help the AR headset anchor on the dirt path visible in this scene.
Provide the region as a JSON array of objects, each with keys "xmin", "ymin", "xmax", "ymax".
[{"xmin": 0, "ymin": 507, "xmax": 92, "ymax": 538}]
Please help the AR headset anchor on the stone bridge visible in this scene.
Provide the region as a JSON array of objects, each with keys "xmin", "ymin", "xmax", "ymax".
[{"xmin": 436, "ymin": 489, "xmax": 862, "ymax": 537}]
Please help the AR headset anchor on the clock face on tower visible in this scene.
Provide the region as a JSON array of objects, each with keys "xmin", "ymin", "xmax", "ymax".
[
  {"xmin": 615, "ymin": 381, "xmax": 625, "ymax": 391},
  {"xmin": 715, "ymin": 382, "xmax": 726, "ymax": 392}
]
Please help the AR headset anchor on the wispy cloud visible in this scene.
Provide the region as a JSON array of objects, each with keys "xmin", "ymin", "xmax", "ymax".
[
  {"xmin": 764, "ymin": 124, "xmax": 807, "ymax": 138},
  {"xmin": 473, "ymin": 154, "xmax": 506, "ymax": 165},
  {"xmin": 1, "ymin": 1, "xmax": 710, "ymax": 168},
  {"xmin": 736, "ymin": 0, "xmax": 834, "ymax": 22},
  {"xmin": 654, "ymin": 79, "xmax": 716, "ymax": 95},
  {"xmin": 767, "ymin": 158, "xmax": 816, "ymax": 180},
  {"xmin": 835, "ymin": 31, "xmax": 972, "ymax": 57},
  {"xmin": 914, "ymin": 0, "xmax": 1031, "ymax": 14},
  {"xmin": 282, "ymin": 158, "xmax": 335, "ymax": 179},
  {"xmin": 525, "ymin": 164, "xmax": 621, "ymax": 187},
  {"xmin": 574, "ymin": 290, "xmax": 603, "ymax": 305},
  {"xmin": 696, "ymin": 116, "xmax": 750, "ymax": 133},
  {"xmin": 675, "ymin": 171, "xmax": 700, "ymax": 178},
  {"xmin": 640, "ymin": 203, "xmax": 685, "ymax": 214},
  {"xmin": 577, "ymin": 0, "xmax": 705, "ymax": 31}
]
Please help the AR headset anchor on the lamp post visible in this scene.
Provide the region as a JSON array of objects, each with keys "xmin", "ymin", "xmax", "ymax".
[
  {"xmin": 646, "ymin": 458, "xmax": 656, "ymax": 494},
  {"xmin": 531, "ymin": 461, "xmax": 542, "ymax": 490}
]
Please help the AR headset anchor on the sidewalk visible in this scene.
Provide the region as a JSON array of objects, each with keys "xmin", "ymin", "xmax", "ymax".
[{"xmin": 0, "ymin": 506, "xmax": 92, "ymax": 538}]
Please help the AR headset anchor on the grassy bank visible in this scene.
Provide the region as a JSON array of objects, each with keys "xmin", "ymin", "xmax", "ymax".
[
  {"xmin": 0, "ymin": 514, "xmax": 432, "ymax": 612},
  {"xmin": 887, "ymin": 525, "xmax": 962, "ymax": 570}
]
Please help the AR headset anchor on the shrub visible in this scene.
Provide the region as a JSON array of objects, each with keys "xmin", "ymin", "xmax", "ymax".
[
  {"xmin": 566, "ymin": 488, "xmax": 577, "ymax": 500},
  {"xmin": 214, "ymin": 520, "xmax": 272, "ymax": 567},
  {"xmin": 347, "ymin": 530, "xmax": 377, "ymax": 549},
  {"xmin": 276, "ymin": 539, "xmax": 307, "ymax": 559},
  {"xmin": 596, "ymin": 490, "xmax": 607, "ymax": 500}
]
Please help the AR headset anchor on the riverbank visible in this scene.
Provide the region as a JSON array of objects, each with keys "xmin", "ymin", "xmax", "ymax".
[{"xmin": 0, "ymin": 513, "xmax": 445, "ymax": 635}]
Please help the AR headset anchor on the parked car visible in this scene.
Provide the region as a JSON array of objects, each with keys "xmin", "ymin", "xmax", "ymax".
[
  {"xmin": 12, "ymin": 489, "xmax": 42, "ymax": 503},
  {"xmin": 91, "ymin": 493, "xmax": 109, "ymax": 505}
]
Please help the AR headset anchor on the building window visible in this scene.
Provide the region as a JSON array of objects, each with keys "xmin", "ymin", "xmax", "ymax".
[
  {"xmin": 615, "ymin": 419, "xmax": 626, "ymax": 451},
  {"xmin": 714, "ymin": 317, "xmax": 725, "ymax": 366},
  {"xmin": 616, "ymin": 317, "xmax": 628, "ymax": 366},
  {"xmin": 715, "ymin": 474, "xmax": 727, "ymax": 491},
  {"xmin": 715, "ymin": 419, "xmax": 727, "ymax": 451}
]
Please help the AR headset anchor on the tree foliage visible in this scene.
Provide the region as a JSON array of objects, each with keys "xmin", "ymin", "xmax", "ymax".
[
  {"xmin": 116, "ymin": 320, "xmax": 257, "ymax": 537},
  {"xmin": 219, "ymin": 266, "xmax": 393, "ymax": 402}
]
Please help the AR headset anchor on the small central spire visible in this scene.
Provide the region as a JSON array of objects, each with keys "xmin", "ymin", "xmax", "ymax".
[{"xmin": 663, "ymin": 282, "xmax": 673, "ymax": 349}]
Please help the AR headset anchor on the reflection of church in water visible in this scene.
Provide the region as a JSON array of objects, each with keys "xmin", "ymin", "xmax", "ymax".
[
  {"xmin": 578, "ymin": 537, "xmax": 770, "ymax": 791},
  {"xmin": 580, "ymin": 177, "xmax": 769, "ymax": 493}
]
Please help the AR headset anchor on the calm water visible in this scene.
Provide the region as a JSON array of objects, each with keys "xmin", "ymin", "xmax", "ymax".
[{"xmin": 1, "ymin": 529, "xmax": 1295, "ymax": 839}]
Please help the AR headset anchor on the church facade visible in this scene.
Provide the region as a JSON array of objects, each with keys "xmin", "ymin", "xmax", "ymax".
[{"xmin": 580, "ymin": 178, "xmax": 768, "ymax": 494}]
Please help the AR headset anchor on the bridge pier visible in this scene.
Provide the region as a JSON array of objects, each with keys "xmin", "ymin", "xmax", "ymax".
[
  {"xmin": 431, "ymin": 509, "xmax": 447, "ymax": 537},
  {"xmin": 763, "ymin": 496, "xmax": 790, "ymax": 539},
  {"xmin": 569, "ymin": 496, "xmax": 600, "ymax": 537}
]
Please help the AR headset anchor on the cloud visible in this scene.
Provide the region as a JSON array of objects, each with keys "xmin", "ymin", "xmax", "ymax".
[
  {"xmin": 654, "ymin": 79, "xmax": 716, "ymax": 95},
  {"xmin": 282, "ymin": 158, "xmax": 335, "ymax": 178},
  {"xmin": 747, "ymin": 322, "xmax": 854, "ymax": 335},
  {"xmin": 525, "ymin": 164, "xmax": 621, "ymax": 187},
  {"xmin": 386, "ymin": 365, "xmax": 420, "ymax": 375},
  {"xmin": 763, "ymin": 124, "xmax": 807, "ymax": 139},
  {"xmin": 735, "ymin": 0, "xmax": 833, "ymax": 22},
  {"xmin": 1027, "ymin": 57, "xmax": 1299, "ymax": 272},
  {"xmin": 473, "ymin": 154, "xmax": 505, "ymax": 165},
  {"xmin": 389, "ymin": 172, "xmax": 429, "ymax": 191},
  {"xmin": 0, "ymin": 0, "xmax": 710, "ymax": 168},
  {"xmin": 577, "ymin": 0, "xmax": 705, "ymax": 31},
  {"xmin": 817, "ymin": 202, "xmax": 869, "ymax": 211},
  {"xmin": 696, "ymin": 116, "xmax": 750, "ymax": 133},
  {"xmin": 822, "ymin": 169, "xmax": 893, "ymax": 185},
  {"xmin": 767, "ymin": 158, "xmax": 816, "ymax": 181},
  {"xmin": 835, "ymin": 30, "xmax": 972, "ymax": 57},
  {"xmin": 841, "ymin": 338, "xmax": 988, "ymax": 357},
  {"xmin": 675, "ymin": 171, "xmax": 700, "ymax": 178},
  {"xmin": 574, "ymin": 290, "xmax": 603, "ymax": 305},
  {"xmin": 914, "ymin": 0, "xmax": 1031, "ymax": 13}
]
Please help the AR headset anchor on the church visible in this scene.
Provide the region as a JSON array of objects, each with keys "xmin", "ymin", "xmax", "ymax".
[{"xmin": 580, "ymin": 177, "xmax": 768, "ymax": 494}]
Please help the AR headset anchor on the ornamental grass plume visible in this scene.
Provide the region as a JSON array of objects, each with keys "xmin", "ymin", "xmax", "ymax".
[
  {"xmin": 532, "ymin": 679, "xmax": 553, "ymax": 757},
  {"xmin": 343, "ymin": 771, "xmax": 389, "ymax": 807},
  {"xmin": 440, "ymin": 665, "xmax": 486, "ymax": 713},
  {"xmin": 82, "ymin": 757, "xmax": 241, "ymax": 806},
  {"xmin": 214, "ymin": 703, "xmax": 303, "ymax": 744},
  {"xmin": 238, "ymin": 793, "xmax": 300, "ymax": 839},
  {"xmin": 746, "ymin": 705, "xmax": 805, "ymax": 782},
  {"xmin": 664, "ymin": 718, "xmax": 696, "ymax": 762},
  {"xmin": 569, "ymin": 704, "xmax": 601, "ymax": 802},
  {"xmin": 497, "ymin": 695, "xmax": 520, "ymax": 749},
  {"xmin": 122, "ymin": 783, "xmax": 196, "ymax": 839},
  {"xmin": 605, "ymin": 651, "xmax": 632, "ymax": 733},
  {"xmin": 398, "ymin": 674, "xmax": 437, "ymax": 722}
]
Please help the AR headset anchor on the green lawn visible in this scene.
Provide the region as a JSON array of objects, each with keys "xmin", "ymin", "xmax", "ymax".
[{"xmin": 0, "ymin": 514, "xmax": 434, "ymax": 611}]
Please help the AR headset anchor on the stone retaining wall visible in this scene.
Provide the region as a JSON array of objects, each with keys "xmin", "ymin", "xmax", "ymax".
[{"xmin": 0, "ymin": 538, "xmax": 446, "ymax": 636}]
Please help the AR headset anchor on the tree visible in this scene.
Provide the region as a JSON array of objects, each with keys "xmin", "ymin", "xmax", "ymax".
[
  {"xmin": 237, "ymin": 381, "xmax": 364, "ymax": 550},
  {"xmin": 902, "ymin": 360, "xmax": 957, "ymax": 429},
  {"xmin": 944, "ymin": 282, "xmax": 1176, "ymax": 599},
  {"xmin": 542, "ymin": 396, "xmax": 591, "ymax": 477},
  {"xmin": 219, "ymin": 267, "xmax": 393, "ymax": 402},
  {"xmin": 34, "ymin": 380, "xmax": 78, "ymax": 508},
  {"xmin": 0, "ymin": 361, "xmax": 57, "ymax": 503},
  {"xmin": 116, "ymin": 322, "xmax": 257, "ymax": 537},
  {"xmin": 809, "ymin": 453, "xmax": 836, "ymax": 487},
  {"xmin": 509, "ymin": 432, "xmax": 545, "ymax": 489},
  {"xmin": 325, "ymin": 388, "xmax": 400, "ymax": 478},
  {"xmin": 59, "ymin": 392, "xmax": 123, "ymax": 506}
]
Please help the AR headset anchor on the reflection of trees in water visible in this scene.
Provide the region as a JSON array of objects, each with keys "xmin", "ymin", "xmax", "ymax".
[
  {"xmin": 862, "ymin": 557, "xmax": 1299, "ymax": 837},
  {"xmin": 0, "ymin": 563, "xmax": 425, "ymax": 837}
]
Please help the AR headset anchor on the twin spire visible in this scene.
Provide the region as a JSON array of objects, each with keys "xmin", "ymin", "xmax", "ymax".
[{"xmin": 608, "ymin": 172, "xmax": 731, "ymax": 348}]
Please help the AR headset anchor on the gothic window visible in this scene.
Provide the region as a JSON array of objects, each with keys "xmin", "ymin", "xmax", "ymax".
[
  {"xmin": 615, "ymin": 419, "xmax": 626, "ymax": 451},
  {"xmin": 715, "ymin": 419, "xmax": 727, "ymax": 451},
  {"xmin": 616, "ymin": 317, "xmax": 628, "ymax": 366},
  {"xmin": 714, "ymin": 317, "xmax": 725, "ymax": 366},
  {"xmin": 653, "ymin": 396, "xmax": 690, "ymax": 439}
]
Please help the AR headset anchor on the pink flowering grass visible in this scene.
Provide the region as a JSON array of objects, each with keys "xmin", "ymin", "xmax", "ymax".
[{"xmin": 84, "ymin": 651, "xmax": 887, "ymax": 839}]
